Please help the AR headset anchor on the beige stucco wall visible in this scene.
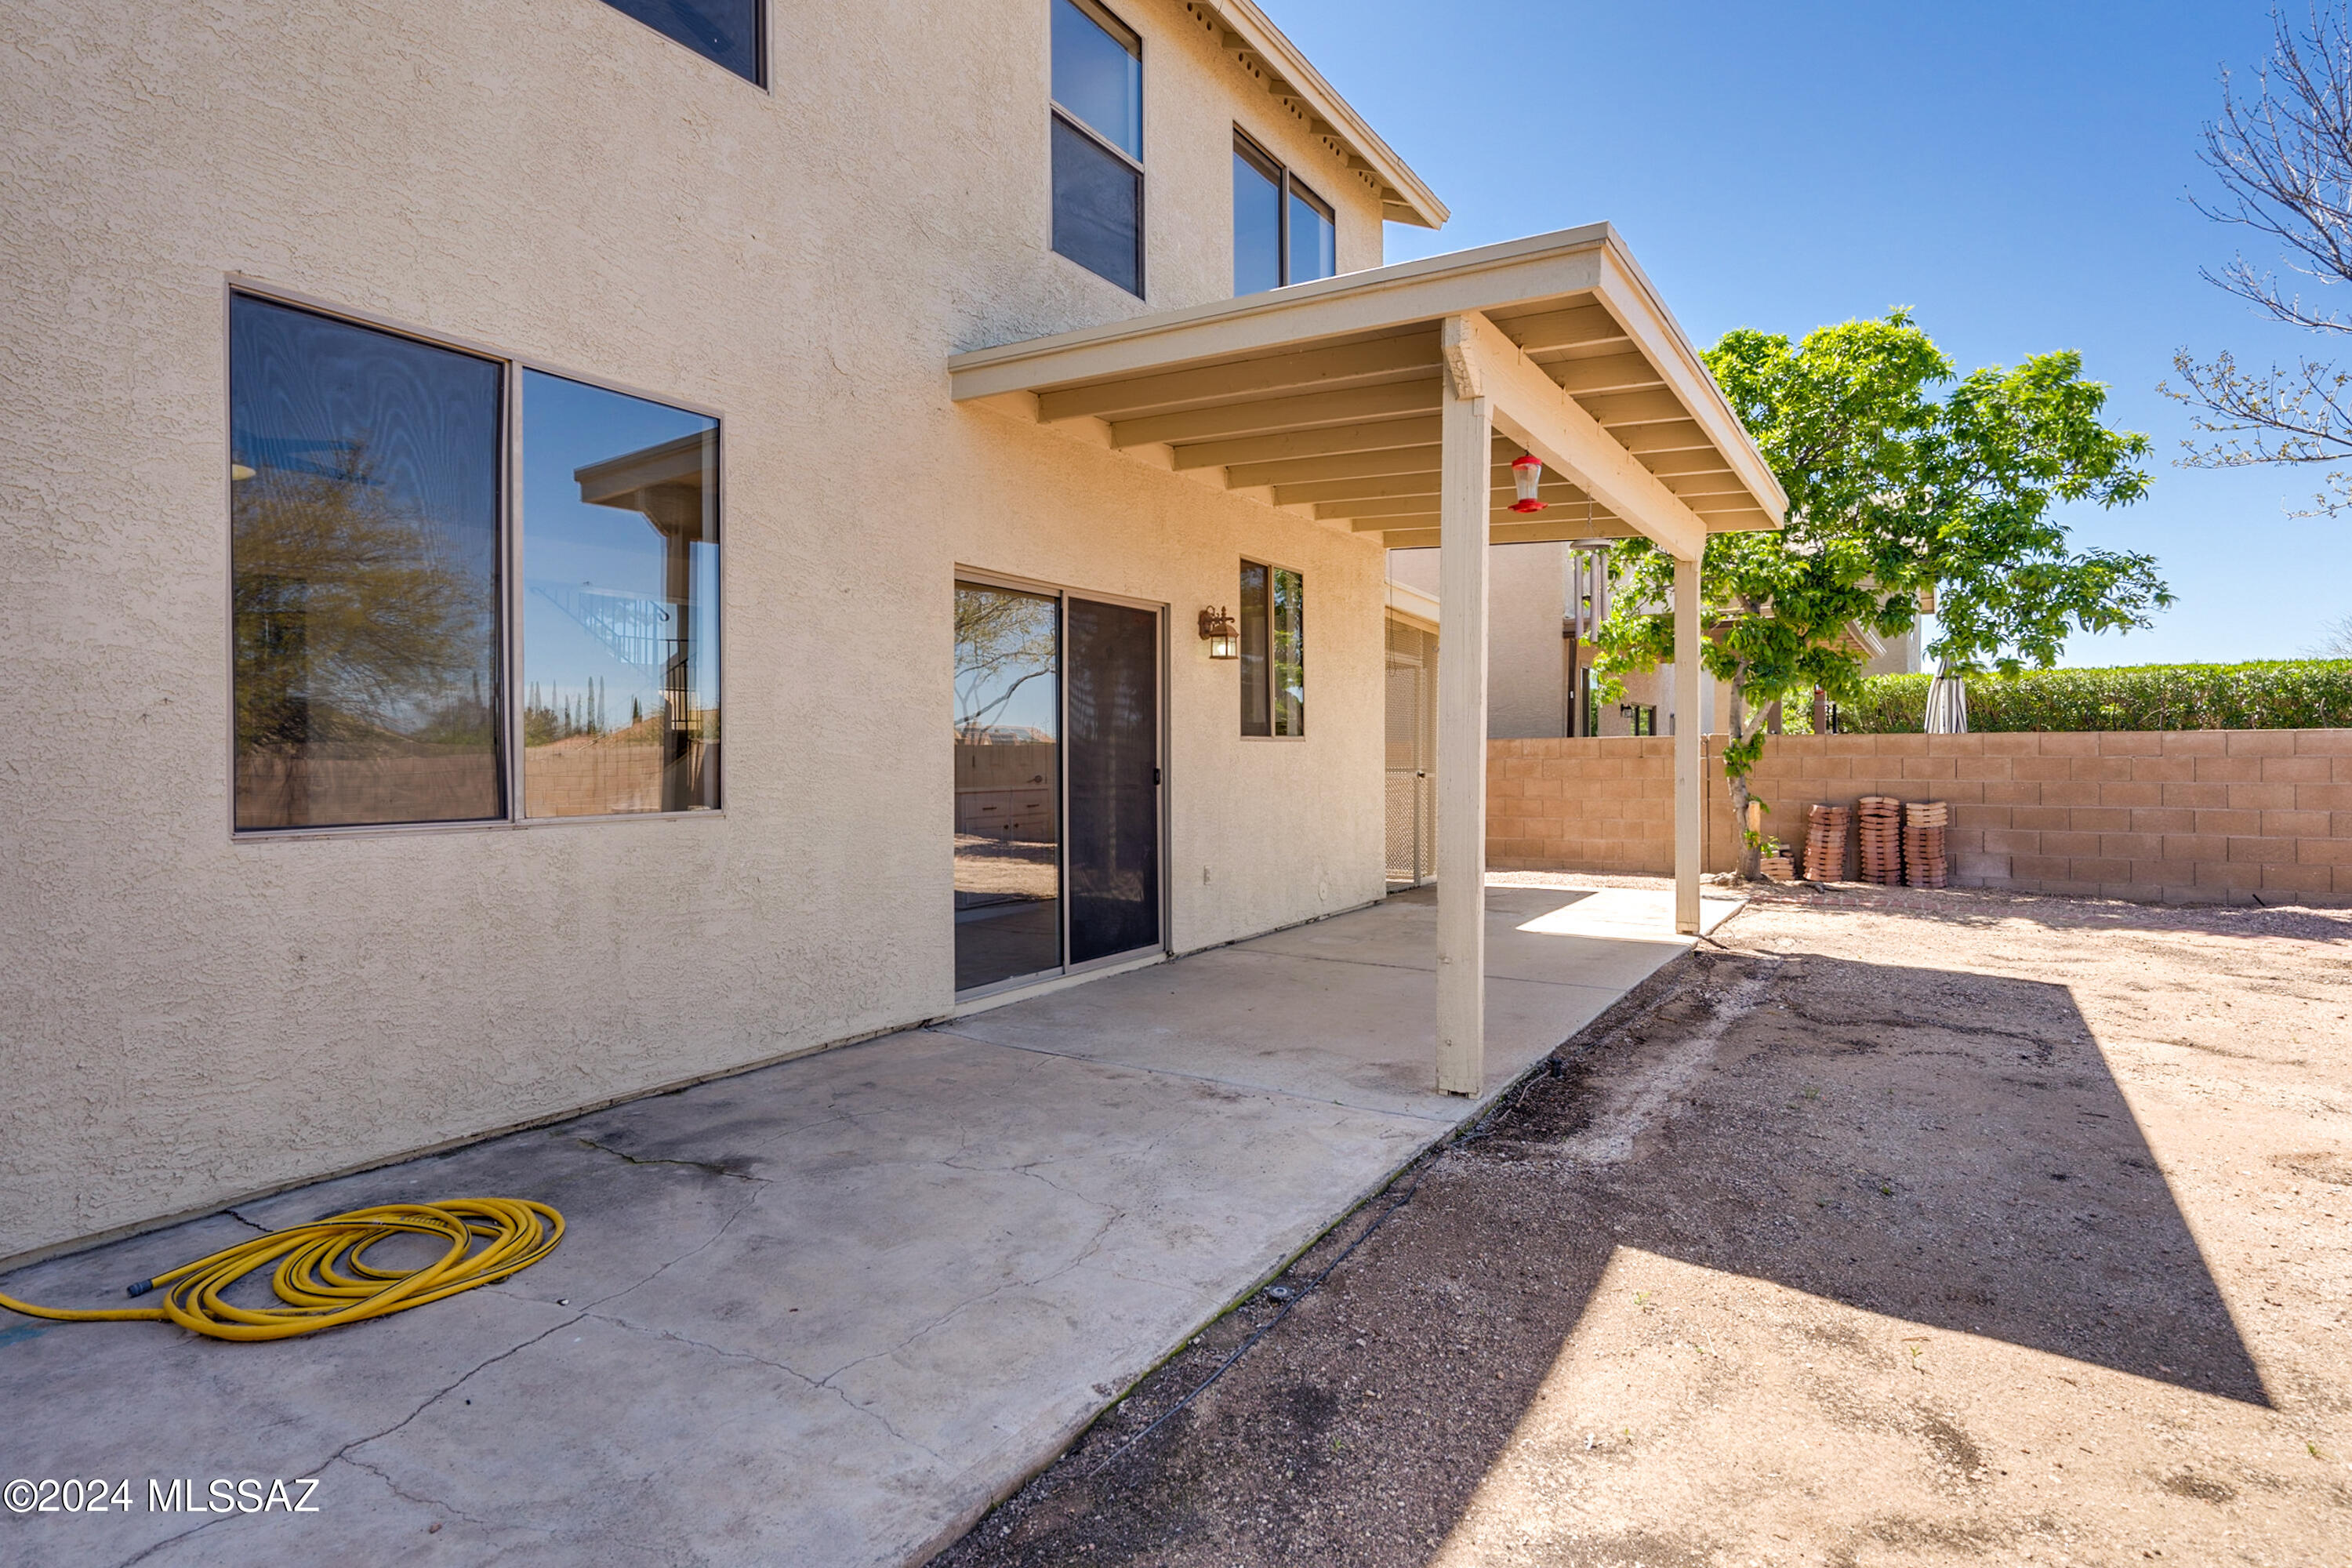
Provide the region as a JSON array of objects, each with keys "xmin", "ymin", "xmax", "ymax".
[
  {"xmin": 1387, "ymin": 544, "xmax": 1575, "ymax": 739},
  {"xmin": 0, "ymin": 0, "xmax": 1399, "ymax": 1259}
]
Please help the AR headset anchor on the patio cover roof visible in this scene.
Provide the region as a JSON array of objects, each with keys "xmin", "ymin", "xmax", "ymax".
[{"xmin": 949, "ymin": 226, "xmax": 1788, "ymax": 560}]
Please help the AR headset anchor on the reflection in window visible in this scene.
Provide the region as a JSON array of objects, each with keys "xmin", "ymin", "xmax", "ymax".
[
  {"xmin": 229, "ymin": 296, "xmax": 503, "ymax": 830},
  {"xmin": 1240, "ymin": 561, "xmax": 1269, "ymax": 736},
  {"xmin": 1051, "ymin": 0, "xmax": 1144, "ymax": 295},
  {"xmin": 522, "ymin": 372, "xmax": 720, "ymax": 818},
  {"xmin": 597, "ymin": 0, "xmax": 764, "ymax": 85},
  {"xmin": 1271, "ymin": 564, "xmax": 1305, "ymax": 735},
  {"xmin": 1240, "ymin": 561, "xmax": 1304, "ymax": 737},
  {"xmin": 1232, "ymin": 132, "xmax": 1337, "ymax": 296},
  {"xmin": 1051, "ymin": 0, "xmax": 1141, "ymax": 158},
  {"xmin": 1233, "ymin": 140, "xmax": 1283, "ymax": 296},
  {"xmin": 1288, "ymin": 183, "xmax": 1336, "ymax": 287},
  {"xmin": 956, "ymin": 583, "xmax": 1062, "ymax": 992}
]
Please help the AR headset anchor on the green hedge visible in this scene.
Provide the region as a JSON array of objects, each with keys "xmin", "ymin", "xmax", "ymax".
[{"xmin": 1842, "ymin": 661, "xmax": 2352, "ymax": 733}]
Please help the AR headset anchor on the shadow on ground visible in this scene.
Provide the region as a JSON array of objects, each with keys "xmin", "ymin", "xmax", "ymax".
[{"xmin": 935, "ymin": 942, "xmax": 2276, "ymax": 1566}]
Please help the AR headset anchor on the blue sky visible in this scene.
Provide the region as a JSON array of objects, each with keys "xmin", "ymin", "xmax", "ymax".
[{"xmin": 1268, "ymin": 0, "xmax": 2352, "ymax": 664}]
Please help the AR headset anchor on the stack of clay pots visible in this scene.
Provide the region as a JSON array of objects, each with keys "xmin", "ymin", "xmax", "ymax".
[
  {"xmin": 1858, "ymin": 795, "xmax": 1904, "ymax": 885},
  {"xmin": 1903, "ymin": 800, "xmax": 1951, "ymax": 888},
  {"xmin": 1803, "ymin": 803, "xmax": 1850, "ymax": 882},
  {"xmin": 1758, "ymin": 846, "xmax": 1798, "ymax": 882}
]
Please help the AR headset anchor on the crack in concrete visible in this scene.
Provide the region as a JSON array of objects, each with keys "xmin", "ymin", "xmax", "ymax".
[
  {"xmin": 336, "ymin": 1315, "xmax": 586, "ymax": 1466},
  {"xmin": 583, "ymin": 1308, "xmax": 946, "ymax": 1460},
  {"xmin": 222, "ymin": 1207, "xmax": 272, "ymax": 1234},
  {"xmin": 941, "ymin": 1153, "xmax": 1127, "ymax": 1221},
  {"xmin": 332, "ymin": 1450, "xmax": 545, "ymax": 1537},
  {"xmin": 583, "ymin": 1189, "xmax": 764, "ymax": 1311},
  {"xmin": 815, "ymin": 1207, "xmax": 1123, "ymax": 1392},
  {"xmin": 111, "ymin": 1316, "xmax": 585, "ymax": 1568},
  {"xmin": 574, "ymin": 1134, "xmax": 768, "ymax": 1184},
  {"xmin": 111, "ymin": 1513, "xmax": 232, "ymax": 1568}
]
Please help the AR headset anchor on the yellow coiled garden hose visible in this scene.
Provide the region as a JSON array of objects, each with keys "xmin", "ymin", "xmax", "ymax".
[{"xmin": 0, "ymin": 1198, "xmax": 564, "ymax": 1341}]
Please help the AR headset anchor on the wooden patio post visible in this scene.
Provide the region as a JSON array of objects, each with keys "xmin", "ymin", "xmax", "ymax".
[
  {"xmin": 1673, "ymin": 552, "xmax": 1703, "ymax": 935},
  {"xmin": 1435, "ymin": 317, "xmax": 1491, "ymax": 1095}
]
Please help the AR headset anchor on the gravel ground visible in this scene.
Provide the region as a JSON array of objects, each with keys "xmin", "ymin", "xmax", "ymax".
[{"xmin": 929, "ymin": 879, "xmax": 2352, "ymax": 1567}]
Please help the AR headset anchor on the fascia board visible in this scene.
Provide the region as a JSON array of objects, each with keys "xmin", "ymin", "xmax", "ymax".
[
  {"xmin": 949, "ymin": 227, "xmax": 1615, "ymax": 397},
  {"xmin": 1589, "ymin": 242, "xmax": 1790, "ymax": 522}
]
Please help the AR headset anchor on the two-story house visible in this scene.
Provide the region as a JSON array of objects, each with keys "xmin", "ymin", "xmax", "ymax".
[{"xmin": 0, "ymin": 0, "xmax": 1784, "ymax": 1262}]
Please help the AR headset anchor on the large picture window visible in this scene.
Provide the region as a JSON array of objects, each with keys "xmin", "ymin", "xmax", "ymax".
[
  {"xmin": 597, "ymin": 0, "xmax": 764, "ymax": 85},
  {"xmin": 1051, "ymin": 0, "xmax": 1144, "ymax": 295},
  {"xmin": 1232, "ymin": 132, "xmax": 1336, "ymax": 296},
  {"xmin": 228, "ymin": 294, "xmax": 722, "ymax": 833},
  {"xmin": 1239, "ymin": 560, "xmax": 1305, "ymax": 738}
]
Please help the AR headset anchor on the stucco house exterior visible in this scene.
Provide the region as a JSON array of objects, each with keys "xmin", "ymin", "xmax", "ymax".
[{"xmin": 1, "ymin": 0, "xmax": 1784, "ymax": 1265}]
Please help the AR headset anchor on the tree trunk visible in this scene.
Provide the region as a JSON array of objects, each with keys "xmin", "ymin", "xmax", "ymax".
[
  {"xmin": 1723, "ymin": 673, "xmax": 1762, "ymax": 883},
  {"xmin": 1728, "ymin": 769, "xmax": 1759, "ymax": 882}
]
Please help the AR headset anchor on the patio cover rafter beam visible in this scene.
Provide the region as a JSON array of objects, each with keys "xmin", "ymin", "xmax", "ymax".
[
  {"xmin": 1443, "ymin": 311, "xmax": 1709, "ymax": 561},
  {"xmin": 949, "ymin": 226, "xmax": 1790, "ymax": 552}
]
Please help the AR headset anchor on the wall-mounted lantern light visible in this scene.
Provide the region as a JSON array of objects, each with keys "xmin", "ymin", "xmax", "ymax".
[
  {"xmin": 1508, "ymin": 453, "xmax": 1549, "ymax": 513},
  {"xmin": 1198, "ymin": 606, "xmax": 1240, "ymax": 659}
]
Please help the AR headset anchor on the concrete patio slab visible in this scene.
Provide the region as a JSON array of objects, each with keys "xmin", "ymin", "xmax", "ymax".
[{"xmin": 0, "ymin": 884, "xmax": 1732, "ymax": 1568}]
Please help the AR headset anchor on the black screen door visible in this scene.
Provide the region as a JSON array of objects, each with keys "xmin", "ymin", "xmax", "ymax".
[{"xmin": 1065, "ymin": 597, "xmax": 1161, "ymax": 965}]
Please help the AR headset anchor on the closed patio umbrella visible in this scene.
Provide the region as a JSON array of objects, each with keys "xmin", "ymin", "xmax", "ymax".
[{"xmin": 1924, "ymin": 662, "xmax": 1969, "ymax": 734}]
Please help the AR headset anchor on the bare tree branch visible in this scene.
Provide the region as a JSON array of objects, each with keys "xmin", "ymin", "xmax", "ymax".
[{"xmin": 2176, "ymin": 5, "xmax": 2352, "ymax": 511}]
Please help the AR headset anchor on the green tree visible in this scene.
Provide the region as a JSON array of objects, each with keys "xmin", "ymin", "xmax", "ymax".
[
  {"xmin": 1591, "ymin": 313, "xmax": 2168, "ymax": 879},
  {"xmin": 234, "ymin": 445, "xmax": 492, "ymax": 752}
]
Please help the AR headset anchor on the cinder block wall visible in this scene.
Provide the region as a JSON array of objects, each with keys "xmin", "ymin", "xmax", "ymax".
[{"xmin": 1488, "ymin": 730, "xmax": 2352, "ymax": 906}]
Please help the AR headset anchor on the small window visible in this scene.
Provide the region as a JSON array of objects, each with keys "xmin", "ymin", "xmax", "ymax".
[
  {"xmin": 1240, "ymin": 561, "xmax": 1305, "ymax": 737},
  {"xmin": 1051, "ymin": 0, "xmax": 1144, "ymax": 295},
  {"xmin": 1232, "ymin": 132, "xmax": 1336, "ymax": 296},
  {"xmin": 597, "ymin": 0, "xmax": 764, "ymax": 85}
]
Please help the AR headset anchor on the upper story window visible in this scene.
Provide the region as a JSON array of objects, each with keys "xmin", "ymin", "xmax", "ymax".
[
  {"xmin": 597, "ymin": 0, "xmax": 764, "ymax": 85},
  {"xmin": 1051, "ymin": 0, "xmax": 1145, "ymax": 296},
  {"xmin": 1233, "ymin": 132, "xmax": 1336, "ymax": 296}
]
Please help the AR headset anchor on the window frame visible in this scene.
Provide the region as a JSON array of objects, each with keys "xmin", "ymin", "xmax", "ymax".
[
  {"xmin": 222, "ymin": 281, "xmax": 728, "ymax": 841},
  {"xmin": 593, "ymin": 0, "xmax": 769, "ymax": 89},
  {"xmin": 1237, "ymin": 556, "xmax": 1306, "ymax": 741},
  {"xmin": 953, "ymin": 564, "xmax": 1171, "ymax": 1002},
  {"xmin": 1231, "ymin": 129, "xmax": 1336, "ymax": 293},
  {"xmin": 1048, "ymin": 0, "xmax": 1147, "ymax": 297}
]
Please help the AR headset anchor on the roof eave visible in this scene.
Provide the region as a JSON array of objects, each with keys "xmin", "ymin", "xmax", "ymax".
[{"xmin": 1187, "ymin": 0, "xmax": 1448, "ymax": 230}]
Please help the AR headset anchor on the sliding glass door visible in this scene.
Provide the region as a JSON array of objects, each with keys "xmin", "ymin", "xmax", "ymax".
[{"xmin": 954, "ymin": 579, "xmax": 1162, "ymax": 995}]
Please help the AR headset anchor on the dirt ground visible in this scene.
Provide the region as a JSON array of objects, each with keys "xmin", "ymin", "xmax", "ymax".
[{"xmin": 929, "ymin": 880, "xmax": 2352, "ymax": 1568}]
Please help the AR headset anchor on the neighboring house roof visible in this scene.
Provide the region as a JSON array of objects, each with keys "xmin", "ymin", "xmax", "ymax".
[
  {"xmin": 951, "ymin": 226, "xmax": 1788, "ymax": 559},
  {"xmin": 1181, "ymin": 1, "xmax": 1447, "ymax": 230}
]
